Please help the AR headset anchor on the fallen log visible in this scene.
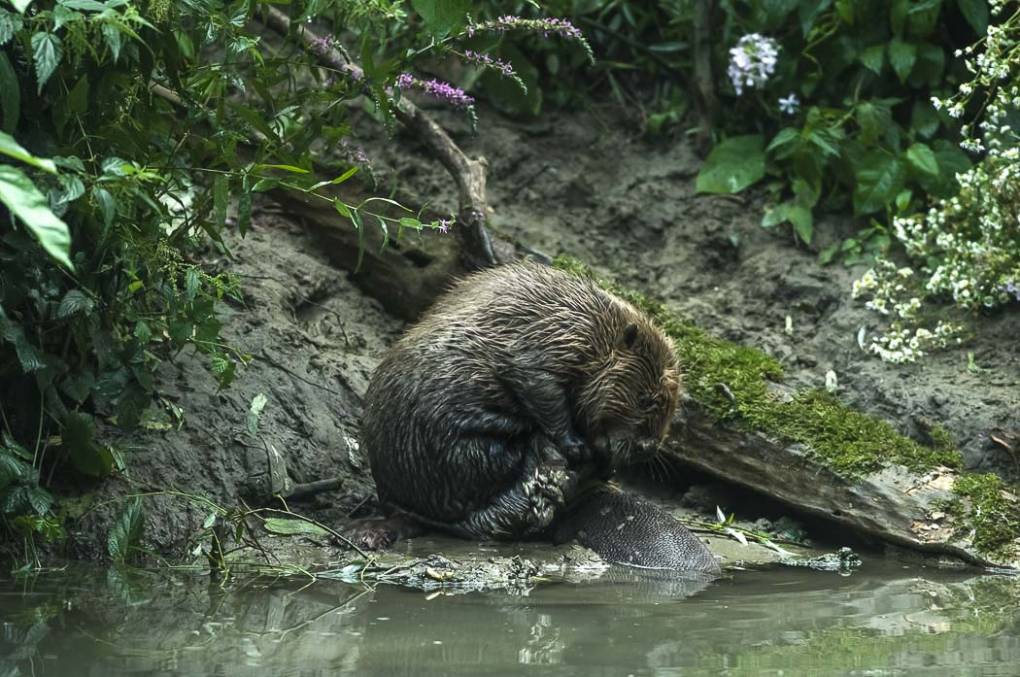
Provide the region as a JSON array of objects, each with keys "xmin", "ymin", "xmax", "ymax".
[{"xmin": 668, "ymin": 401, "xmax": 1020, "ymax": 570}]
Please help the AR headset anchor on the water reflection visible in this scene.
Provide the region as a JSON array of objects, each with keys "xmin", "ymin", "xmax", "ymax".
[{"xmin": 1, "ymin": 563, "xmax": 1018, "ymax": 676}]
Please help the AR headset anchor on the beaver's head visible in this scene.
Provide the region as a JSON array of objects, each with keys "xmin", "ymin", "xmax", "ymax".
[{"xmin": 577, "ymin": 313, "xmax": 680, "ymax": 468}]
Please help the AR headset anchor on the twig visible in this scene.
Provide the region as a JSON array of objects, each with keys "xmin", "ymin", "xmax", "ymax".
[{"xmin": 257, "ymin": 6, "xmax": 498, "ymax": 270}]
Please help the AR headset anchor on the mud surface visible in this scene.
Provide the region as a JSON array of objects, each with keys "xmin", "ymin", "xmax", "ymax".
[{"xmin": 67, "ymin": 102, "xmax": 1018, "ymax": 563}]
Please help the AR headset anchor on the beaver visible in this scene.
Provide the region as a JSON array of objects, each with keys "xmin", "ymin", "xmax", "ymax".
[{"xmin": 356, "ymin": 261, "xmax": 718, "ymax": 573}]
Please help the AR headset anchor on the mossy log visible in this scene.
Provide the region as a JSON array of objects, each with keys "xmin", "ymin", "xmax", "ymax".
[{"xmin": 667, "ymin": 401, "xmax": 1020, "ymax": 571}]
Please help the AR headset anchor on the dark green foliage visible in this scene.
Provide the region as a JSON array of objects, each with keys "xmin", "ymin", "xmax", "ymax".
[{"xmin": 487, "ymin": 0, "xmax": 984, "ymax": 251}]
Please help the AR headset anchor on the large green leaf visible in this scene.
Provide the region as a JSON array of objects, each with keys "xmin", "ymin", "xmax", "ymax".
[
  {"xmin": 887, "ymin": 38, "xmax": 917, "ymax": 83},
  {"xmin": 108, "ymin": 497, "xmax": 144, "ymax": 562},
  {"xmin": 31, "ymin": 32, "xmax": 62, "ymax": 93},
  {"xmin": 63, "ymin": 411, "xmax": 114, "ymax": 478},
  {"xmin": 263, "ymin": 517, "xmax": 329, "ymax": 537},
  {"xmin": 853, "ymin": 151, "xmax": 906, "ymax": 215},
  {"xmin": 0, "ymin": 131, "xmax": 57, "ymax": 173},
  {"xmin": 410, "ymin": 0, "xmax": 470, "ymax": 36},
  {"xmin": 9, "ymin": 1, "xmax": 33, "ymax": 13},
  {"xmin": 0, "ymin": 165, "xmax": 74, "ymax": 270},
  {"xmin": 906, "ymin": 142, "xmax": 939, "ymax": 177},
  {"xmin": 957, "ymin": 0, "xmax": 988, "ymax": 34},
  {"xmin": 696, "ymin": 135, "xmax": 766, "ymax": 194}
]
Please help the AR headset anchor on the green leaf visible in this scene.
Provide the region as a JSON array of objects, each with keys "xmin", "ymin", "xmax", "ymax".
[
  {"xmin": 853, "ymin": 151, "xmax": 906, "ymax": 215},
  {"xmin": 237, "ymin": 189, "xmax": 252, "ymax": 236},
  {"xmin": 26, "ymin": 485, "xmax": 53, "ymax": 515},
  {"xmin": 2, "ymin": 431, "xmax": 32, "ymax": 461},
  {"xmin": 183, "ymin": 267, "xmax": 200, "ymax": 301},
  {"xmin": 0, "ymin": 164, "xmax": 74, "ymax": 270},
  {"xmin": 0, "ymin": 453, "xmax": 26, "ymax": 491},
  {"xmin": 0, "ymin": 316, "xmax": 44, "ymax": 372},
  {"xmin": 766, "ymin": 127, "xmax": 800, "ymax": 158},
  {"xmin": 212, "ymin": 174, "xmax": 228, "ymax": 228},
  {"xmin": 246, "ymin": 393, "xmax": 268, "ymax": 436},
  {"xmin": 92, "ymin": 186, "xmax": 116, "ymax": 228},
  {"xmin": 0, "ymin": 131, "xmax": 57, "ymax": 173},
  {"xmin": 263, "ymin": 517, "xmax": 329, "ymax": 537},
  {"xmin": 254, "ymin": 163, "xmax": 310, "ymax": 174},
  {"xmin": 211, "ymin": 353, "xmax": 236, "ymax": 389},
  {"xmin": 0, "ymin": 9, "xmax": 25, "ymax": 46},
  {"xmin": 887, "ymin": 38, "xmax": 917, "ymax": 83},
  {"xmin": 63, "ymin": 411, "xmax": 114, "ymax": 478},
  {"xmin": 60, "ymin": 0, "xmax": 116, "ymax": 12},
  {"xmin": 8, "ymin": 1, "xmax": 32, "ymax": 14},
  {"xmin": 905, "ymin": 142, "xmax": 939, "ymax": 177},
  {"xmin": 108, "ymin": 497, "xmax": 143, "ymax": 563},
  {"xmin": 57, "ymin": 289, "xmax": 93, "ymax": 318},
  {"xmin": 696, "ymin": 135, "xmax": 766, "ymax": 194},
  {"xmin": 910, "ymin": 100, "xmax": 940, "ymax": 138},
  {"xmin": 858, "ymin": 44, "xmax": 885, "ymax": 75},
  {"xmin": 101, "ymin": 22, "xmax": 122, "ymax": 62},
  {"xmin": 31, "ymin": 32, "xmax": 62, "ymax": 93},
  {"xmin": 411, "ymin": 0, "xmax": 470, "ymax": 35},
  {"xmin": 0, "ymin": 52, "xmax": 19, "ymax": 131},
  {"xmin": 956, "ymin": 0, "xmax": 988, "ymax": 34}
]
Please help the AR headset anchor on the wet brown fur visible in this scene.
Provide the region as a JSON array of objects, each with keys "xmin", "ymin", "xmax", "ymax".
[{"xmin": 358, "ymin": 261, "xmax": 681, "ymax": 543}]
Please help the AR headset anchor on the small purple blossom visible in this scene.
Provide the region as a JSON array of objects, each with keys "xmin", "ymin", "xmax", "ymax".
[
  {"xmin": 465, "ymin": 15, "xmax": 594, "ymax": 63},
  {"xmin": 462, "ymin": 50, "xmax": 515, "ymax": 78},
  {"xmin": 436, "ymin": 218, "xmax": 452, "ymax": 234},
  {"xmin": 727, "ymin": 33, "xmax": 779, "ymax": 96},
  {"xmin": 311, "ymin": 34, "xmax": 336, "ymax": 53},
  {"xmin": 396, "ymin": 73, "xmax": 475, "ymax": 108},
  {"xmin": 778, "ymin": 92, "xmax": 800, "ymax": 115}
]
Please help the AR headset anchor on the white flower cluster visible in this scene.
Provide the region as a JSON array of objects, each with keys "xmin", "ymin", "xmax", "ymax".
[
  {"xmin": 854, "ymin": 8, "xmax": 1019, "ymax": 363},
  {"xmin": 727, "ymin": 34, "xmax": 779, "ymax": 96}
]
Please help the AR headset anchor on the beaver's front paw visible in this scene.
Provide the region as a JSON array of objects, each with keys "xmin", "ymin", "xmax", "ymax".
[{"xmin": 521, "ymin": 465, "xmax": 575, "ymax": 528}]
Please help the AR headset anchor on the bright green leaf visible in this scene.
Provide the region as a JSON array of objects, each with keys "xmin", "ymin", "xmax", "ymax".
[
  {"xmin": 263, "ymin": 517, "xmax": 329, "ymax": 537},
  {"xmin": 0, "ymin": 131, "xmax": 57, "ymax": 173},
  {"xmin": 859, "ymin": 44, "xmax": 885, "ymax": 75},
  {"xmin": 31, "ymin": 32, "xmax": 62, "ymax": 93},
  {"xmin": 853, "ymin": 151, "xmax": 906, "ymax": 215},
  {"xmin": 957, "ymin": 0, "xmax": 988, "ymax": 34},
  {"xmin": 108, "ymin": 497, "xmax": 144, "ymax": 562},
  {"xmin": 696, "ymin": 135, "xmax": 766, "ymax": 194},
  {"xmin": 0, "ymin": 164, "xmax": 74, "ymax": 270},
  {"xmin": 906, "ymin": 142, "xmax": 939, "ymax": 177},
  {"xmin": 887, "ymin": 38, "xmax": 917, "ymax": 83},
  {"xmin": 9, "ymin": 0, "xmax": 32, "ymax": 14}
]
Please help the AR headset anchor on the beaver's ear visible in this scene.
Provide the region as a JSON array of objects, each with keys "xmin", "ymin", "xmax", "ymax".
[{"xmin": 620, "ymin": 323, "xmax": 639, "ymax": 349}]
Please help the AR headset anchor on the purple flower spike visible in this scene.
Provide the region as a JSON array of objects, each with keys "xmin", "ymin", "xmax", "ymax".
[{"xmin": 396, "ymin": 73, "xmax": 475, "ymax": 108}]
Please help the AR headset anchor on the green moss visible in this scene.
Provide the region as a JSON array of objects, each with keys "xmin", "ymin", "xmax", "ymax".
[
  {"xmin": 554, "ymin": 256, "xmax": 1020, "ymax": 559},
  {"xmin": 944, "ymin": 473, "xmax": 1020, "ymax": 560}
]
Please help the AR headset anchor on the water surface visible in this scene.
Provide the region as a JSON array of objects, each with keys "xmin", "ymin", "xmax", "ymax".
[{"xmin": 2, "ymin": 562, "xmax": 1019, "ymax": 676}]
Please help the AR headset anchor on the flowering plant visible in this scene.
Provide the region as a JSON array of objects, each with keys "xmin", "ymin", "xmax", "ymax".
[{"xmin": 853, "ymin": 4, "xmax": 1020, "ymax": 363}]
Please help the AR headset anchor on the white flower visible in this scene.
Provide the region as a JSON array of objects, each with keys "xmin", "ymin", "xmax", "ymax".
[
  {"xmin": 777, "ymin": 93, "xmax": 800, "ymax": 115},
  {"xmin": 727, "ymin": 34, "xmax": 779, "ymax": 96}
]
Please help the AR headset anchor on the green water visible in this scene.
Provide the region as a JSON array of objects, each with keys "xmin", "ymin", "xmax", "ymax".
[{"xmin": 2, "ymin": 563, "xmax": 1019, "ymax": 676}]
